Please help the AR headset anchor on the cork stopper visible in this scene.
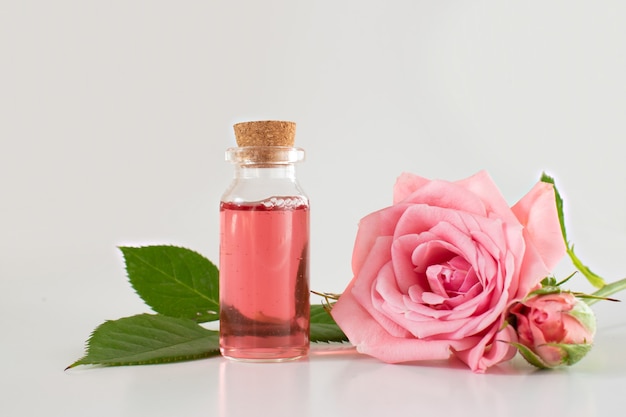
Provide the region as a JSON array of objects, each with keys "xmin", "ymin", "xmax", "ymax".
[{"xmin": 233, "ymin": 120, "xmax": 296, "ymax": 147}]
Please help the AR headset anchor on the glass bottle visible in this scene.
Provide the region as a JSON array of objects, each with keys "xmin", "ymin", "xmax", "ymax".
[{"xmin": 219, "ymin": 121, "xmax": 310, "ymax": 361}]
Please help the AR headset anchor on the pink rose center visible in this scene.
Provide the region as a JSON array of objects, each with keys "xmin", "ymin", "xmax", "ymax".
[
  {"xmin": 530, "ymin": 307, "xmax": 566, "ymax": 341},
  {"xmin": 532, "ymin": 311, "xmax": 549, "ymax": 325},
  {"xmin": 417, "ymin": 255, "xmax": 481, "ymax": 310}
]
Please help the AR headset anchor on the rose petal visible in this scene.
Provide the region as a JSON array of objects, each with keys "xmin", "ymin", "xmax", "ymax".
[
  {"xmin": 511, "ymin": 181, "xmax": 566, "ymax": 271},
  {"xmin": 454, "ymin": 323, "xmax": 518, "ymax": 373},
  {"xmin": 349, "ymin": 236, "xmax": 414, "ymax": 338},
  {"xmin": 421, "ymin": 291, "xmax": 446, "ymax": 305},
  {"xmin": 398, "ymin": 181, "xmax": 490, "ymax": 217},
  {"xmin": 562, "ymin": 315, "xmax": 592, "ymax": 344},
  {"xmin": 391, "ymin": 234, "xmax": 426, "ymax": 292},
  {"xmin": 455, "ymin": 171, "xmax": 521, "ymax": 224},
  {"xmin": 393, "ymin": 172, "xmax": 431, "ymax": 204},
  {"xmin": 333, "ymin": 286, "xmax": 480, "ymax": 363},
  {"xmin": 352, "ymin": 204, "xmax": 410, "ymax": 278},
  {"xmin": 512, "ymin": 233, "xmax": 552, "ymax": 299}
]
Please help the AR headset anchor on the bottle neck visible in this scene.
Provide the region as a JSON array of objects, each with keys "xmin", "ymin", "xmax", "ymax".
[
  {"xmin": 233, "ymin": 163, "xmax": 297, "ymax": 180},
  {"xmin": 225, "ymin": 146, "xmax": 304, "ymax": 165},
  {"xmin": 223, "ymin": 146, "xmax": 307, "ymax": 203}
]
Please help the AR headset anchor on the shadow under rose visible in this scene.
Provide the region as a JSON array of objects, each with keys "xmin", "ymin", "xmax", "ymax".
[
  {"xmin": 310, "ymin": 320, "xmax": 626, "ymax": 376},
  {"xmin": 309, "ymin": 342, "xmax": 534, "ymax": 374},
  {"xmin": 320, "ymin": 352, "xmax": 608, "ymax": 417}
]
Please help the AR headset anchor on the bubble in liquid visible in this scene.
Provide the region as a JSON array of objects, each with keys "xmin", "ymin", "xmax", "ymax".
[{"xmin": 262, "ymin": 197, "xmax": 305, "ymax": 209}]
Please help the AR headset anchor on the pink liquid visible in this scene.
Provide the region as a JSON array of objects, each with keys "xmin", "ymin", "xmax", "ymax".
[{"xmin": 219, "ymin": 198, "xmax": 310, "ymax": 361}]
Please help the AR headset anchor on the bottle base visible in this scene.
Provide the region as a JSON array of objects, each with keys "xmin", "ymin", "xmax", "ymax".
[{"xmin": 220, "ymin": 347, "xmax": 309, "ymax": 363}]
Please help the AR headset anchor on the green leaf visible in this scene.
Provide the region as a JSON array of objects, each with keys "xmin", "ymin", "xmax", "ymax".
[
  {"xmin": 310, "ymin": 323, "xmax": 349, "ymax": 343},
  {"xmin": 527, "ymin": 286, "xmax": 563, "ymax": 298},
  {"xmin": 511, "ymin": 340, "xmax": 593, "ymax": 369},
  {"xmin": 541, "ymin": 276, "xmax": 558, "ymax": 287},
  {"xmin": 120, "ymin": 245, "xmax": 219, "ymax": 322},
  {"xmin": 540, "ymin": 173, "xmax": 606, "ymax": 289},
  {"xmin": 567, "ymin": 246, "xmax": 606, "ymax": 289},
  {"xmin": 546, "ymin": 342, "xmax": 593, "ymax": 366},
  {"xmin": 586, "ymin": 277, "xmax": 626, "ymax": 305},
  {"xmin": 309, "ymin": 304, "xmax": 348, "ymax": 343},
  {"xmin": 67, "ymin": 314, "xmax": 219, "ymax": 369},
  {"xmin": 510, "ymin": 342, "xmax": 550, "ymax": 369}
]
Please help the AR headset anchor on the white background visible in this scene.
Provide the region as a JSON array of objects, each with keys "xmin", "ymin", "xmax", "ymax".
[{"xmin": 2, "ymin": 1, "xmax": 625, "ymax": 416}]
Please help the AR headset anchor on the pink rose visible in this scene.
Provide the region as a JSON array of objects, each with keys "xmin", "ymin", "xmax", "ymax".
[
  {"xmin": 331, "ymin": 171, "xmax": 566, "ymax": 372},
  {"xmin": 508, "ymin": 292, "xmax": 596, "ymax": 368}
]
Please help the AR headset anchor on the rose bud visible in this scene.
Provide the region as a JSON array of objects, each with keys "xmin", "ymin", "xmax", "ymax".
[{"xmin": 508, "ymin": 292, "xmax": 596, "ymax": 368}]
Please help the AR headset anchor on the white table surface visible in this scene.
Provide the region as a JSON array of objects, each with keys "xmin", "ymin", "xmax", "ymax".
[{"xmin": 3, "ymin": 266, "xmax": 625, "ymax": 417}]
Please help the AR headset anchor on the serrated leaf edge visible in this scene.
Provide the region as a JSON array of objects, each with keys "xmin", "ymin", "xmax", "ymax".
[
  {"xmin": 66, "ymin": 313, "xmax": 219, "ymax": 369},
  {"xmin": 119, "ymin": 245, "xmax": 220, "ymax": 322}
]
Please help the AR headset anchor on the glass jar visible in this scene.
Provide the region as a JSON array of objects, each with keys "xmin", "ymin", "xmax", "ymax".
[{"xmin": 219, "ymin": 145, "xmax": 310, "ymax": 362}]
